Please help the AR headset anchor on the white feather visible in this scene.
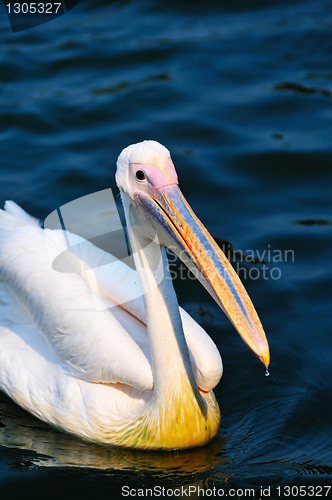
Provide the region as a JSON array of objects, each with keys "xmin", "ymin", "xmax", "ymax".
[
  {"xmin": 0, "ymin": 204, "xmax": 221, "ymax": 398},
  {"xmin": 4, "ymin": 200, "xmax": 40, "ymax": 227}
]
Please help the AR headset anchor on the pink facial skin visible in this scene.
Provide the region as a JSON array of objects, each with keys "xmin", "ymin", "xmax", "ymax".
[{"xmin": 128, "ymin": 158, "xmax": 178, "ymax": 199}]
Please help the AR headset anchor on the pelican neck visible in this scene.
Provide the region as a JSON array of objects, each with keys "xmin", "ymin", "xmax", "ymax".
[{"xmin": 120, "ymin": 194, "xmax": 196, "ymax": 396}]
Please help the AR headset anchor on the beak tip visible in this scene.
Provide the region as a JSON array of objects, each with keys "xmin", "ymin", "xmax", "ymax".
[{"xmin": 259, "ymin": 349, "xmax": 270, "ymax": 369}]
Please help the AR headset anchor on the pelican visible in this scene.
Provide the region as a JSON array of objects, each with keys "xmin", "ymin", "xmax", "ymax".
[{"xmin": 0, "ymin": 141, "xmax": 269, "ymax": 449}]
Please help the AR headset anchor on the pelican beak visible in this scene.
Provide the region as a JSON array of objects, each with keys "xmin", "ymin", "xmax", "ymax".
[{"xmin": 134, "ymin": 184, "xmax": 270, "ymax": 369}]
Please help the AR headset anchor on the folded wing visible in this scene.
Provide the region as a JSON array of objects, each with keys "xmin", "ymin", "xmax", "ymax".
[{"xmin": 0, "ymin": 202, "xmax": 222, "ymax": 393}]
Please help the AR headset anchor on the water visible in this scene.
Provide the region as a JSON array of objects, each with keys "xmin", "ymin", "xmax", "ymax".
[{"xmin": 0, "ymin": 0, "xmax": 332, "ymax": 498}]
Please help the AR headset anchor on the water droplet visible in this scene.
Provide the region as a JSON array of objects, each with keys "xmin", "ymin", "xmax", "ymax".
[{"xmin": 265, "ymin": 368, "xmax": 270, "ymax": 377}]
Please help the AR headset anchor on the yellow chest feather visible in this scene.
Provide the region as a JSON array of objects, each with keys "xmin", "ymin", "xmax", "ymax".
[{"xmin": 93, "ymin": 376, "xmax": 220, "ymax": 450}]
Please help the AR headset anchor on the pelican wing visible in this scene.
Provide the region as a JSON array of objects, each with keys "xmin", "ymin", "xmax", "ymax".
[
  {"xmin": 68, "ymin": 227, "xmax": 222, "ymax": 392},
  {"xmin": 0, "ymin": 202, "xmax": 222, "ymax": 393},
  {"xmin": 0, "ymin": 206, "xmax": 153, "ymax": 392}
]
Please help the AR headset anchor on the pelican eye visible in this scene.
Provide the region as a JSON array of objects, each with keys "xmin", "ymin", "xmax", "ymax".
[{"xmin": 136, "ymin": 170, "xmax": 146, "ymax": 181}]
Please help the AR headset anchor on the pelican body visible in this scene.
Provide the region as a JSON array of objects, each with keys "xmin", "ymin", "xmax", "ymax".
[{"xmin": 0, "ymin": 141, "xmax": 269, "ymax": 449}]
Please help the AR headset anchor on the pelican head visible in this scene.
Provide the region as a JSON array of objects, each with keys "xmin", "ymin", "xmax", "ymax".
[{"xmin": 116, "ymin": 140, "xmax": 270, "ymax": 369}]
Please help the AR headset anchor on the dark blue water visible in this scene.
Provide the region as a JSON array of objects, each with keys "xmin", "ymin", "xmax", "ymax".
[{"xmin": 1, "ymin": 0, "xmax": 332, "ymax": 498}]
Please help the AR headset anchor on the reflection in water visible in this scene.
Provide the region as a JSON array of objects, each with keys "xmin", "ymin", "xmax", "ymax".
[
  {"xmin": 0, "ymin": 392, "xmax": 225, "ymax": 476},
  {"xmin": 1, "ymin": 385, "xmax": 332, "ymax": 490}
]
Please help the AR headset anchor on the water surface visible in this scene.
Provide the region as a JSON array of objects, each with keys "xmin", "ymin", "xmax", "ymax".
[{"xmin": 0, "ymin": 0, "xmax": 332, "ymax": 498}]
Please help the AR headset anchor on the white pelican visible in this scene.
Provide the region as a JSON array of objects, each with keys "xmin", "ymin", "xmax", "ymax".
[{"xmin": 0, "ymin": 141, "xmax": 269, "ymax": 449}]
